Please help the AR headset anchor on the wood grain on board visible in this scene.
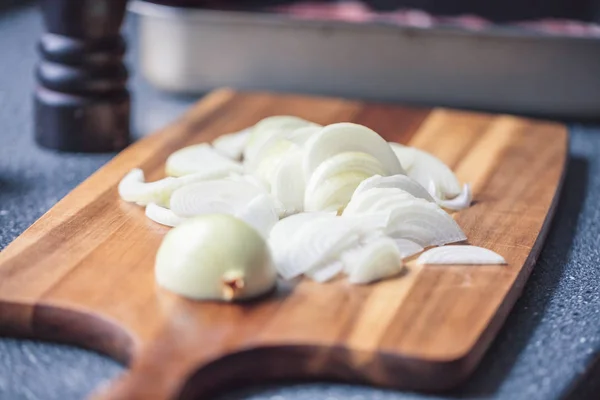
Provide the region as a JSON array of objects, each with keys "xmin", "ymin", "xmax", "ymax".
[{"xmin": 0, "ymin": 89, "xmax": 568, "ymax": 399}]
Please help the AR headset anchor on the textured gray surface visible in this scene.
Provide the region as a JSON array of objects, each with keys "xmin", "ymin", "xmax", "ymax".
[{"xmin": 0, "ymin": 3, "xmax": 599, "ymax": 400}]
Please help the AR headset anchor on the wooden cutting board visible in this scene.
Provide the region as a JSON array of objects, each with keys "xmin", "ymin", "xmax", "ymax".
[{"xmin": 0, "ymin": 89, "xmax": 567, "ymax": 399}]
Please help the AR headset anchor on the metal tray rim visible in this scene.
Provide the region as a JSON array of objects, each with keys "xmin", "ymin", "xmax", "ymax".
[{"xmin": 129, "ymin": 0, "xmax": 600, "ymax": 44}]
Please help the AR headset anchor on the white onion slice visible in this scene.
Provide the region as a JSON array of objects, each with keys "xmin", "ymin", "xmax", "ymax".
[
  {"xmin": 305, "ymin": 260, "xmax": 344, "ymax": 283},
  {"xmin": 269, "ymin": 213, "xmax": 339, "ymax": 279},
  {"xmin": 286, "ymin": 125, "xmax": 322, "ymax": 146},
  {"xmin": 170, "ymin": 180, "xmax": 263, "ymax": 217},
  {"xmin": 118, "ymin": 168, "xmax": 225, "ymax": 207},
  {"xmin": 434, "ymin": 183, "xmax": 472, "ymax": 211},
  {"xmin": 271, "ymin": 150, "xmax": 305, "ymax": 216},
  {"xmin": 234, "ymin": 194, "xmax": 279, "ymax": 238},
  {"xmin": 212, "ymin": 128, "xmax": 251, "ymax": 160},
  {"xmin": 275, "ymin": 214, "xmax": 387, "ymax": 279},
  {"xmin": 417, "ymin": 246, "xmax": 506, "ymax": 265},
  {"xmin": 392, "ymin": 238, "xmax": 424, "ymax": 259},
  {"xmin": 343, "ymin": 187, "xmax": 415, "ymax": 216},
  {"xmin": 304, "ymin": 172, "xmax": 371, "ymax": 213},
  {"xmin": 341, "ymin": 237, "xmax": 404, "ymax": 284},
  {"xmin": 145, "ymin": 203, "xmax": 188, "ymax": 227},
  {"xmin": 268, "ymin": 212, "xmax": 337, "ymax": 261},
  {"xmin": 165, "ymin": 143, "xmax": 243, "ymax": 177},
  {"xmin": 352, "ymin": 174, "xmax": 434, "ymax": 202},
  {"xmin": 303, "ymin": 123, "xmax": 405, "ymax": 180},
  {"xmin": 385, "ymin": 199, "xmax": 466, "ymax": 247},
  {"xmin": 226, "ymin": 173, "xmax": 269, "ymax": 193},
  {"xmin": 304, "ymin": 152, "xmax": 386, "ymax": 213},
  {"xmin": 391, "ymin": 145, "xmax": 462, "ymax": 199},
  {"xmin": 389, "ymin": 143, "xmax": 416, "ymax": 170},
  {"xmin": 252, "ymin": 140, "xmax": 300, "ymax": 187},
  {"xmin": 244, "ymin": 116, "xmax": 316, "ymax": 163}
]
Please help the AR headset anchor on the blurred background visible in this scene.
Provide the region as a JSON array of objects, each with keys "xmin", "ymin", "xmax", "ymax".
[{"xmin": 129, "ymin": 0, "xmax": 600, "ymax": 118}]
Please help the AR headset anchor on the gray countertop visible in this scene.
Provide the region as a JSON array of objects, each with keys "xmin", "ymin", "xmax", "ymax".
[{"xmin": 1, "ymin": 3, "xmax": 599, "ymax": 400}]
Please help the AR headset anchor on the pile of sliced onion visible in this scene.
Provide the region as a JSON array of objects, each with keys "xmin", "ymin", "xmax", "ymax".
[{"xmin": 117, "ymin": 116, "xmax": 504, "ymax": 291}]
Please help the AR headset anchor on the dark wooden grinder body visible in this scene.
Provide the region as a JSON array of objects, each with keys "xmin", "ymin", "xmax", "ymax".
[{"xmin": 35, "ymin": 0, "xmax": 130, "ymax": 152}]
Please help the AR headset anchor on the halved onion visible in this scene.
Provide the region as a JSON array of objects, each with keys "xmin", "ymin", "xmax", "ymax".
[
  {"xmin": 341, "ymin": 236, "xmax": 404, "ymax": 284},
  {"xmin": 145, "ymin": 203, "xmax": 188, "ymax": 227},
  {"xmin": 391, "ymin": 145, "xmax": 462, "ymax": 200},
  {"xmin": 165, "ymin": 143, "xmax": 243, "ymax": 177},
  {"xmin": 155, "ymin": 214, "xmax": 276, "ymax": 301},
  {"xmin": 118, "ymin": 168, "xmax": 225, "ymax": 207},
  {"xmin": 170, "ymin": 180, "xmax": 263, "ymax": 217},
  {"xmin": 212, "ymin": 128, "xmax": 251, "ymax": 160},
  {"xmin": 303, "ymin": 123, "xmax": 405, "ymax": 180},
  {"xmin": 417, "ymin": 245, "xmax": 506, "ymax": 265},
  {"xmin": 352, "ymin": 174, "xmax": 434, "ymax": 202}
]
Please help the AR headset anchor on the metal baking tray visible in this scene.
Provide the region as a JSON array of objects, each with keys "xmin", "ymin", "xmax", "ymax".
[{"xmin": 130, "ymin": 1, "xmax": 600, "ymax": 119}]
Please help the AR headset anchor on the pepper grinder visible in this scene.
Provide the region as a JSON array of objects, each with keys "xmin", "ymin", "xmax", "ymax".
[{"xmin": 35, "ymin": 0, "xmax": 130, "ymax": 152}]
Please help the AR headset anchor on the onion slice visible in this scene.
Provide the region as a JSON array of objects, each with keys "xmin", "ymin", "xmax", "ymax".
[
  {"xmin": 341, "ymin": 236, "xmax": 404, "ymax": 284},
  {"xmin": 268, "ymin": 211, "xmax": 337, "ymax": 262},
  {"xmin": 390, "ymin": 145, "xmax": 462, "ymax": 199},
  {"xmin": 286, "ymin": 125, "xmax": 322, "ymax": 146},
  {"xmin": 274, "ymin": 214, "xmax": 388, "ymax": 279},
  {"xmin": 271, "ymin": 149, "xmax": 306, "ymax": 216},
  {"xmin": 417, "ymin": 245, "xmax": 506, "ymax": 265},
  {"xmin": 251, "ymin": 139, "xmax": 300, "ymax": 187},
  {"xmin": 385, "ymin": 199, "xmax": 466, "ymax": 247},
  {"xmin": 234, "ymin": 194, "xmax": 279, "ymax": 238},
  {"xmin": 165, "ymin": 143, "xmax": 243, "ymax": 177},
  {"xmin": 118, "ymin": 168, "xmax": 226, "ymax": 207},
  {"xmin": 304, "ymin": 172, "xmax": 371, "ymax": 213},
  {"xmin": 433, "ymin": 183, "xmax": 472, "ymax": 211},
  {"xmin": 344, "ymin": 187, "xmax": 415, "ymax": 216},
  {"xmin": 244, "ymin": 116, "xmax": 316, "ymax": 163},
  {"xmin": 170, "ymin": 180, "xmax": 263, "ymax": 217},
  {"xmin": 303, "ymin": 123, "xmax": 405, "ymax": 180},
  {"xmin": 344, "ymin": 188, "xmax": 466, "ymax": 247},
  {"xmin": 212, "ymin": 128, "xmax": 251, "ymax": 160},
  {"xmin": 392, "ymin": 238, "xmax": 424, "ymax": 259},
  {"xmin": 304, "ymin": 152, "xmax": 386, "ymax": 212},
  {"xmin": 226, "ymin": 173, "xmax": 269, "ymax": 193},
  {"xmin": 145, "ymin": 203, "xmax": 188, "ymax": 227},
  {"xmin": 389, "ymin": 143, "xmax": 417, "ymax": 170},
  {"xmin": 305, "ymin": 260, "xmax": 344, "ymax": 283},
  {"xmin": 352, "ymin": 174, "xmax": 434, "ymax": 202}
]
